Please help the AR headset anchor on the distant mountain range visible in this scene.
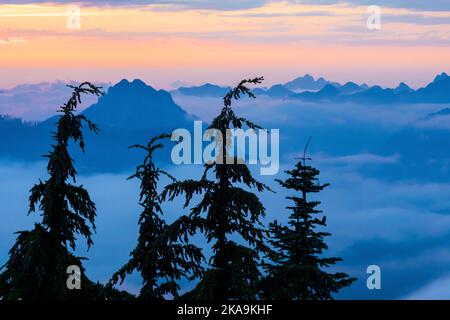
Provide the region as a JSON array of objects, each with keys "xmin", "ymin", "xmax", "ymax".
[
  {"xmin": 172, "ymin": 73, "xmax": 450, "ymax": 104},
  {"xmin": 171, "ymin": 74, "xmax": 332, "ymax": 97},
  {"xmin": 377, "ymin": 106, "xmax": 450, "ymax": 180},
  {"xmin": 292, "ymin": 73, "xmax": 450, "ymax": 104},
  {"xmin": 284, "ymin": 74, "xmax": 337, "ymax": 91},
  {"xmin": 1, "ymin": 73, "xmax": 450, "ymax": 179},
  {"xmin": 174, "ymin": 83, "xmax": 231, "ymax": 97},
  {"xmin": 0, "ymin": 79, "xmax": 195, "ymax": 173}
]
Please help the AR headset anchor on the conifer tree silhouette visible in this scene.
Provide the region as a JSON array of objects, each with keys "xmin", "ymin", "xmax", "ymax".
[
  {"xmin": 109, "ymin": 134, "xmax": 203, "ymax": 299},
  {"xmin": 0, "ymin": 82, "xmax": 104, "ymax": 300},
  {"xmin": 260, "ymin": 138, "xmax": 356, "ymax": 300},
  {"xmin": 163, "ymin": 77, "xmax": 270, "ymax": 300}
]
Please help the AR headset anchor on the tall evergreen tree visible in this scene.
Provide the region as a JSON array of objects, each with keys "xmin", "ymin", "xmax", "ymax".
[
  {"xmin": 260, "ymin": 138, "xmax": 356, "ymax": 300},
  {"xmin": 0, "ymin": 82, "xmax": 103, "ymax": 300},
  {"xmin": 109, "ymin": 134, "xmax": 203, "ymax": 300},
  {"xmin": 163, "ymin": 77, "xmax": 270, "ymax": 300}
]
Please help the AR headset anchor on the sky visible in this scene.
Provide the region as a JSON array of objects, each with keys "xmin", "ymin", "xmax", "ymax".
[{"xmin": 0, "ymin": 0, "xmax": 449, "ymax": 88}]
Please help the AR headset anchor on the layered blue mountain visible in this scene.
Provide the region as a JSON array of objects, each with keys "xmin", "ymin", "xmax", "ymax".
[
  {"xmin": 174, "ymin": 83, "xmax": 231, "ymax": 97},
  {"xmin": 0, "ymin": 79, "xmax": 196, "ymax": 173},
  {"xmin": 292, "ymin": 84, "xmax": 341, "ymax": 101},
  {"xmin": 394, "ymin": 82, "xmax": 413, "ymax": 94},
  {"xmin": 172, "ymin": 74, "xmax": 332, "ymax": 98},
  {"xmin": 174, "ymin": 82, "xmax": 297, "ymax": 99},
  {"xmin": 290, "ymin": 72, "xmax": 450, "ymax": 104},
  {"xmin": 337, "ymin": 81, "xmax": 368, "ymax": 94},
  {"xmin": 345, "ymin": 86, "xmax": 398, "ymax": 104},
  {"xmin": 82, "ymin": 79, "xmax": 191, "ymax": 130},
  {"xmin": 0, "ymin": 116, "xmax": 41, "ymax": 161},
  {"xmin": 283, "ymin": 74, "xmax": 330, "ymax": 91},
  {"xmin": 2, "ymin": 73, "xmax": 450, "ymax": 177},
  {"xmin": 375, "ymin": 107, "xmax": 450, "ymax": 181},
  {"xmin": 160, "ymin": 72, "xmax": 450, "ymax": 103},
  {"xmin": 253, "ymin": 84, "xmax": 295, "ymax": 98},
  {"xmin": 408, "ymin": 72, "xmax": 450, "ymax": 103}
]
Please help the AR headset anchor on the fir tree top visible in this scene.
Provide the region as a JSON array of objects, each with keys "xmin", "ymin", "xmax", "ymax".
[
  {"xmin": 0, "ymin": 82, "xmax": 104, "ymax": 300},
  {"xmin": 29, "ymin": 82, "xmax": 102, "ymax": 250},
  {"xmin": 163, "ymin": 77, "xmax": 271, "ymax": 300},
  {"xmin": 110, "ymin": 134, "xmax": 203, "ymax": 300},
  {"xmin": 262, "ymin": 138, "xmax": 356, "ymax": 300}
]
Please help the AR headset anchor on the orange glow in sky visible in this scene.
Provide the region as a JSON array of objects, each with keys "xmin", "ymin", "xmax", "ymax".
[{"xmin": 0, "ymin": 2, "xmax": 449, "ymax": 88}]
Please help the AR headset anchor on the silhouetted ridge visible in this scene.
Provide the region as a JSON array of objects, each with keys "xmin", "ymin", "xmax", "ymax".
[
  {"xmin": 339, "ymin": 82, "xmax": 365, "ymax": 94},
  {"xmin": 412, "ymin": 73, "xmax": 450, "ymax": 103},
  {"xmin": 289, "ymin": 72, "xmax": 449, "ymax": 104},
  {"xmin": 433, "ymin": 72, "xmax": 449, "ymax": 83},
  {"xmin": 0, "ymin": 79, "xmax": 196, "ymax": 173},
  {"xmin": 82, "ymin": 78, "xmax": 193, "ymax": 130},
  {"xmin": 175, "ymin": 83, "xmax": 231, "ymax": 97},
  {"xmin": 284, "ymin": 74, "xmax": 330, "ymax": 91},
  {"xmin": 394, "ymin": 82, "xmax": 413, "ymax": 93}
]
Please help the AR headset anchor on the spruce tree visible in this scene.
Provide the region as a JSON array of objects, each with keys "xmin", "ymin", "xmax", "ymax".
[
  {"xmin": 163, "ymin": 77, "xmax": 270, "ymax": 300},
  {"xmin": 109, "ymin": 134, "xmax": 203, "ymax": 300},
  {"xmin": 0, "ymin": 82, "xmax": 103, "ymax": 300},
  {"xmin": 260, "ymin": 138, "xmax": 356, "ymax": 300}
]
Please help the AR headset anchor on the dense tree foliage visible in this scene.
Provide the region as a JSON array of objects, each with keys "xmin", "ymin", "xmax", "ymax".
[
  {"xmin": 109, "ymin": 134, "xmax": 203, "ymax": 299},
  {"xmin": 260, "ymin": 139, "xmax": 356, "ymax": 300},
  {"xmin": 0, "ymin": 83, "xmax": 104, "ymax": 300},
  {"xmin": 163, "ymin": 78, "xmax": 271, "ymax": 300},
  {"xmin": 0, "ymin": 78, "xmax": 356, "ymax": 301}
]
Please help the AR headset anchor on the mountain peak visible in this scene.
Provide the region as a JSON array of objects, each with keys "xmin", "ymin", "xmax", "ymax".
[
  {"xmin": 170, "ymin": 80, "xmax": 191, "ymax": 89},
  {"xmin": 339, "ymin": 81, "xmax": 364, "ymax": 94},
  {"xmin": 109, "ymin": 78, "xmax": 156, "ymax": 95},
  {"xmin": 115, "ymin": 78, "xmax": 130, "ymax": 87},
  {"xmin": 264, "ymin": 84, "xmax": 294, "ymax": 97},
  {"xmin": 83, "ymin": 79, "xmax": 191, "ymax": 130},
  {"xmin": 394, "ymin": 82, "xmax": 413, "ymax": 93},
  {"xmin": 284, "ymin": 74, "xmax": 329, "ymax": 91},
  {"xmin": 175, "ymin": 83, "xmax": 230, "ymax": 97},
  {"xmin": 131, "ymin": 78, "xmax": 147, "ymax": 86},
  {"xmin": 433, "ymin": 72, "xmax": 449, "ymax": 83},
  {"xmin": 202, "ymin": 83, "xmax": 221, "ymax": 88}
]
